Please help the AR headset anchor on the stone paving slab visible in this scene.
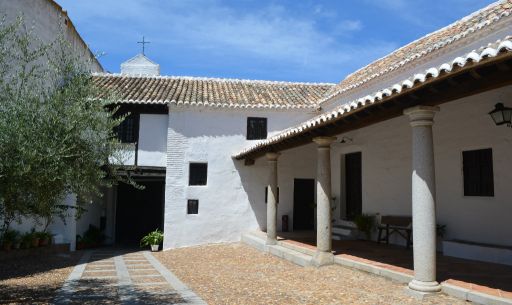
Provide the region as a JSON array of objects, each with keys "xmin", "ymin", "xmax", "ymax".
[{"xmin": 54, "ymin": 249, "xmax": 207, "ymax": 305}]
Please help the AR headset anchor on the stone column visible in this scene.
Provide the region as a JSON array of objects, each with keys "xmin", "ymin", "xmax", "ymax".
[
  {"xmin": 266, "ymin": 152, "xmax": 280, "ymax": 245},
  {"xmin": 404, "ymin": 106, "xmax": 441, "ymax": 294},
  {"xmin": 311, "ymin": 136, "xmax": 336, "ymax": 266}
]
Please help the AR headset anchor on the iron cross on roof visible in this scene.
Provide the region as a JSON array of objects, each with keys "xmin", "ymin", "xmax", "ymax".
[{"xmin": 137, "ymin": 36, "xmax": 150, "ymax": 55}]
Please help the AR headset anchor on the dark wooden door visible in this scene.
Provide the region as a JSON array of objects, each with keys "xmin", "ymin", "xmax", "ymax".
[
  {"xmin": 345, "ymin": 152, "xmax": 362, "ymax": 220},
  {"xmin": 115, "ymin": 180, "xmax": 165, "ymax": 246},
  {"xmin": 293, "ymin": 179, "xmax": 315, "ymax": 231}
]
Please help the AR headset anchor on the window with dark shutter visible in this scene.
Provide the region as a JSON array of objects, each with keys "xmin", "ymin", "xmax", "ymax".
[
  {"xmin": 189, "ymin": 163, "xmax": 208, "ymax": 186},
  {"xmin": 187, "ymin": 199, "xmax": 199, "ymax": 214},
  {"xmin": 463, "ymin": 148, "xmax": 494, "ymax": 197},
  {"xmin": 247, "ymin": 117, "xmax": 267, "ymax": 140},
  {"xmin": 116, "ymin": 114, "xmax": 139, "ymax": 143}
]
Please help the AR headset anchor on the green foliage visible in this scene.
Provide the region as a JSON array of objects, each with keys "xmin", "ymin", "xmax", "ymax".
[
  {"xmin": 140, "ymin": 229, "xmax": 164, "ymax": 247},
  {"xmin": 0, "ymin": 16, "xmax": 134, "ymax": 235},
  {"xmin": 1, "ymin": 229, "xmax": 19, "ymax": 244},
  {"xmin": 35, "ymin": 231, "xmax": 52, "ymax": 241},
  {"xmin": 354, "ymin": 214, "xmax": 375, "ymax": 240},
  {"xmin": 436, "ymin": 224, "xmax": 447, "ymax": 238},
  {"xmin": 20, "ymin": 232, "xmax": 33, "ymax": 248},
  {"xmin": 77, "ymin": 225, "xmax": 104, "ymax": 245}
]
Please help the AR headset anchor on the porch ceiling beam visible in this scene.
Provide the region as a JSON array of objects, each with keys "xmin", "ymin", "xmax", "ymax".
[{"xmin": 240, "ymin": 55, "xmax": 512, "ymax": 161}]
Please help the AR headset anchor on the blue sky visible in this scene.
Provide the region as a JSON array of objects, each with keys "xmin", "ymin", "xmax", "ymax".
[{"xmin": 57, "ymin": 0, "xmax": 496, "ymax": 83}]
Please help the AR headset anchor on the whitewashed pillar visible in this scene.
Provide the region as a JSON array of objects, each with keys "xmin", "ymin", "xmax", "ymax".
[
  {"xmin": 265, "ymin": 152, "xmax": 280, "ymax": 245},
  {"xmin": 404, "ymin": 106, "xmax": 441, "ymax": 293},
  {"xmin": 65, "ymin": 193, "xmax": 77, "ymax": 252},
  {"xmin": 311, "ymin": 136, "xmax": 336, "ymax": 266}
]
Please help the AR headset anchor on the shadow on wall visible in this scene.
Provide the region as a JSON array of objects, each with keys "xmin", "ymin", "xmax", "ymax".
[{"xmin": 232, "ymin": 158, "xmax": 268, "ymax": 231}]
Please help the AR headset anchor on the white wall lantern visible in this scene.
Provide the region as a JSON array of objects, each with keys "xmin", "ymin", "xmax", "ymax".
[{"xmin": 489, "ymin": 103, "xmax": 512, "ymax": 127}]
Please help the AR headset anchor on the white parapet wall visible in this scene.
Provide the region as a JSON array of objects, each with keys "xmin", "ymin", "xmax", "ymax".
[{"xmin": 443, "ymin": 240, "xmax": 512, "ymax": 266}]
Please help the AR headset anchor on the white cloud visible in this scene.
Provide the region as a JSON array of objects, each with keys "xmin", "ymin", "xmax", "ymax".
[{"xmin": 57, "ymin": 0, "xmax": 398, "ymax": 80}]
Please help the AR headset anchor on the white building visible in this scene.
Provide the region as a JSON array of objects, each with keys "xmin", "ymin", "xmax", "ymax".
[
  {"xmin": 91, "ymin": 1, "xmax": 512, "ymax": 300},
  {"xmin": 4, "ymin": 0, "xmax": 512, "ymax": 302}
]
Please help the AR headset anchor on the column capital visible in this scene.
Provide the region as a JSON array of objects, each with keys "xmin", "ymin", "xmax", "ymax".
[
  {"xmin": 404, "ymin": 106, "xmax": 440, "ymax": 127},
  {"xmin": 313, "ymin": 136, "xmax": 336, "ymax": 147},
  {"xmin": 265, "ymin": 152, "xmax": 280, "ymax": 161}
]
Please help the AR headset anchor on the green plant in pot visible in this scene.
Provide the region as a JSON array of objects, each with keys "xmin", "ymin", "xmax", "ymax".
[
  {"xmin": 353, "ymin": 214, "xmax": 376, "ymax": 240},
  {"xmin": 29, "ymin": 230, "xmax": 39, "ymax": 248},
  {"xmin": 12, "ymin": 233, "xmax": 21, "ymax": 249},
  {"xmin": 2, "ymin": 230, "xmax": 19, "ymax": 251},
  {"xmin": 36, "ymin": 232, "xmax": 52, "ymax": 247},
  {"xmin": 20, "ymin": 232, "xmax": 33, "ymax": 249},
  {"xmin": 140, "ymin": 229, "xmax": 163, "ymax": 252}
]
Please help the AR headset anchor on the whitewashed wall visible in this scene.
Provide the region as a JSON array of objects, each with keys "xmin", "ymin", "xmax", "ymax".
[
  {"xmin": 0, "ymin": 0, "xmax": 103, "ymax": 72},
  {"xmin": 164, "ymin": 107, "xmax": 317, "ymax": 249},
  {"xmin": 137, "ymin": 114, "xmax": 168, "ymax": 167}
]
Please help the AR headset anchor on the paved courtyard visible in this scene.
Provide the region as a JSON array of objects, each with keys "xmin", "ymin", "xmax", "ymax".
[
  {"xmin": 54, "ymin": 249, "xmax": 205, "ymax": 305},
  {"xmin": 0, "ymin": 243, "xmax": 475, "ymax": 304},
  {"xmin": 154, "ymin": 243, "xmax": 468, "ymax": 305}
]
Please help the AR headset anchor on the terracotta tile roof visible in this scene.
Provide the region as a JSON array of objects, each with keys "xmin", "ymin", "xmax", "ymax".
[
  {"xmin": 321, "ymin": 0, "xmax": 512, "ymax": 104},
  {"xmin": 92, "ymin": 74, "xmax": 334, "ymax": 109},
  {"xmin": 234, "ymin": 36, "xmax": 512, "ymax": 159}
]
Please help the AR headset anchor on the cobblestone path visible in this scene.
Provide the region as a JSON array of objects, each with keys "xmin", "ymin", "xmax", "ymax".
[{"xmin": 54, "ymin": 249, "xmax": 206, "ymax": 305}]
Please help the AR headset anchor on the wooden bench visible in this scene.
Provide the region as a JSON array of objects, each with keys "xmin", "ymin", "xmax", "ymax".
[{"xmin": 377, "ymin": 215, "xmax": 412, "ymax": 249}]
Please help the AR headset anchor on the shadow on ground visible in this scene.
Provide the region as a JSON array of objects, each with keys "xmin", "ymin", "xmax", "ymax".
[
  {"xmin": 279, "ymin": 232, "xmax": 512, "ymax": 292},
  {"xmin": 0, "ymin": 247, "xmax": 192, "ymax": 304}
]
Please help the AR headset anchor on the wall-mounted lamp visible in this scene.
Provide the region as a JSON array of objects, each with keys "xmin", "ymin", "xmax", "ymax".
[
  {"xmin": 340, "ymin": 136, "xmax": 353, "ymax": 143},
  {"xmin": 489, "ymin": 103, "xmax": 512, "ymax": 127}
]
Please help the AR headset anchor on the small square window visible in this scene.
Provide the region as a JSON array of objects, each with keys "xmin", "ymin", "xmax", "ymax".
[
  {"xmin": 187, "ymin": 199, "xmax": 199, "ymax": 214},
  {"xmin": 247, "ymin": 117, "xmax": 267, "ymax": 140},
  {"xmin": 463, "ymin": 148, "xmax": 494, "ymax": 197},
  {"xmin": 189, "ymin": 163, "xmax": 207, "ymax": 186}
]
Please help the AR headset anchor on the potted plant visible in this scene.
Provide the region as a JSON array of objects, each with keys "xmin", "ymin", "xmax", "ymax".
[
  {"xmin": 12, "ymin": 234, "xmax": 21, "ymax": 249},
  {"xmin": 36, "ymin": 231, "xmax": 52, "ymax": 247},
  {"xmin": 30, "ymin": 230, "xmax": 40, "ymax": 248},
  {"xmin": 436, "ymin": 224, "xmax": 447, "ymax": 252},
  {"xmin": 140, "ymin": 229, "xmax": 163, "ymax": 252},
  {"xmin": 353, "ymin": 214, "xmax": 376, "ymax": 240},
  {"xmin": 2, "ymin": 230, "xmax": 19, "ymax": 251},
  {"xmin": 20, "ymin": 232, "xmax": 32, "ymax": 249}
]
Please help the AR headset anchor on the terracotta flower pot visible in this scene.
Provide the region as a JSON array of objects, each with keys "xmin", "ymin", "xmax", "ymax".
[
  {"xmin": 2, "ymin": 242, "xmax": 12, "ymax": 251},
  {"xmin": 39, "ymin": 237, "xmax": 49, "ymax": 247}
]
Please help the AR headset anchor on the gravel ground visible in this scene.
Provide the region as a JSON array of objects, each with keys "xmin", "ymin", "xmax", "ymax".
[
  {"xmin": 0, "ymin": 251, "xmax": 81, "ymax": 304},
  {"xmin": 154, "ymin": 243, "xmax": 469, "ymax": 305}
]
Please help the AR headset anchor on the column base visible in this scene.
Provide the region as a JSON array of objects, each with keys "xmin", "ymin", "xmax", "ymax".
[
  {"xmin": 310, "ymin": 251, "xmax": 334, "ymax": 267},
  {"xmin": 265, "ymin": 237, "xmax": 277, "ymax": 246},
  {"xmin": 408, "ymin": 279, "xmax": 441, "ymax": 294}
]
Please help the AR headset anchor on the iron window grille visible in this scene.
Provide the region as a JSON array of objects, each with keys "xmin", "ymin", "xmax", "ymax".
[
  {"xmin": 189, "ymin": 163, "xmax": 208, "ymax": 186},
  {"xmin": 247, "ymin": 117, "xmax": 267, "ymax": 140}
]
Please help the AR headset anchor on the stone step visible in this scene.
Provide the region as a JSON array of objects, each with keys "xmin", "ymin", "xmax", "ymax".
[
  {"xmin": 241, "ymin": 232, "xmax": 267, "ymax": 252},
  {"xmin": 337, "ymin": 219, "xmax": 357, "ymax": 228},
  {"xmin": 332, "ymin": 226, "xmax": 353, "ymax": 236},
  {"xmin": 267, "ymin": 245, "xmax": 312, "ymax": 267},
  {"xmin": 278, "ymin": 240, "xmax": 315, "ymax": 256}
]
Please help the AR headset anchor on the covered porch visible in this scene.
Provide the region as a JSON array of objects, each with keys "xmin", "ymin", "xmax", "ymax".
[
  {"xmin": 243, "ymin": 230, "xmax": 512, "ymax": 303},
  {"xmin": 235, "ymin": 37, "xmax": 512, "ymax": 303}
]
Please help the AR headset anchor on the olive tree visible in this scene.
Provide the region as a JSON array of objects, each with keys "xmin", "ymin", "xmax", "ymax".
[{"xmin": 0, "ymin": 16, "xmax": 131, "ymax": 236}]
